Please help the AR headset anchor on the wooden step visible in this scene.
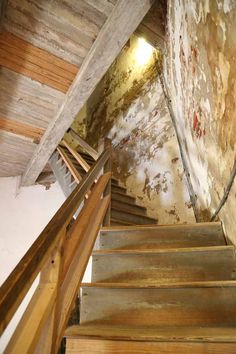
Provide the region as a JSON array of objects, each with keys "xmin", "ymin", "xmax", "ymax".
[
  {"xmin": 91, "ymin": 245, "xmax": 236, "ymax": 284},
  {"xmin": 111, "ymin": 218, "xmax": 134, "ymax": 226},
  {"xmin": 111, "ymin": 192, "xmax": 136, "ymax": 204},
  {"xmin": 98, "ymin": 222, "xmax": 226, "ymax": 250},
  {"xmin": 80, "ymin": 282, "xmax": 236, "ymax": 327},
  {"xmin": 65, "ymin": 325, "xmax": 236, "ymax": 354},
  {"xmin": 111, "ymin": 200, "xmax": 147, "ymax": 216},
  {"xmin": 111, "ymin": 208, "xmax": 156, "ymax": 225},
  {"xmin": 111, "ymin": 185, "xmax": 127, "ymax": 194}
]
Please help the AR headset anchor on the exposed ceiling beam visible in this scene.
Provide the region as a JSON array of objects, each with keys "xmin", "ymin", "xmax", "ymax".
[{"xmin": 21, "ymin": 0, "xmax": 154, "ymax": 186}]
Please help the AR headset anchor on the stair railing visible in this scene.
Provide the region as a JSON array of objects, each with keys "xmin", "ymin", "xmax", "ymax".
[{"xmin": 0, "ymin": 146, "xmax": 112, "ymax": 354}]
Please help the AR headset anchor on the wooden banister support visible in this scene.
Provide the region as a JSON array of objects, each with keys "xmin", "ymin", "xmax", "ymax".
[
  {"xmin": 0, "ymin": 149, "xmax": 110, "ymax": 342},
  {"xmin": 99, "ymin": 137, "xmax": 112, "ymax": 226},
  {"xmin": 57, "ymin": 146, "xmax": 82, "ymax": 183},
  {"xmin": 54, "ymin": 195, "xmax": 110, "ymax": 351},
  {"xmin": 69, "ymin": 128, "xmax": 99, "ymax": 160},
  {"xmin": 62, "ymin": 139, "xmax": 90, "ymax": 172},
  {"xmin": 62, "ymin": 172, "xmax": 111, "ymax": 279}
]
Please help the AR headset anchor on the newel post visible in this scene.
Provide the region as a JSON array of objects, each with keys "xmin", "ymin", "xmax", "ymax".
[{"xmin": 98, "ymin": 137, "xmax": 112, "ymax": 226}]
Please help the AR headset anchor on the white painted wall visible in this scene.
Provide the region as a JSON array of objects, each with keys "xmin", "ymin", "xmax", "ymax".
[{"xmin": 0, "ymin": 176, "xmax": 65, "ymax": 352}]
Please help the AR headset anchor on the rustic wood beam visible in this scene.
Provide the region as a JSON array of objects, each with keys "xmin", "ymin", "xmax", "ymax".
[{"xmin": 21, "ymin": 0, "xmax": 154, "ymax": 186}]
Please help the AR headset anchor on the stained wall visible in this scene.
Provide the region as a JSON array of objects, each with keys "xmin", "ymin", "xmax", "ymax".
[
  {"xmin": 83, "ymin": 35, "xmax": 195, "ymax": 224},
  {"xmin": 164, "ymin": 0, "xmax": 236, "ymax": 242}
]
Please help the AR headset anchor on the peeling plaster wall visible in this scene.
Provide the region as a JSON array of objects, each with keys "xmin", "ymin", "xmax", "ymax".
[
  {"xmin": 164, "ymin": 0, "xmax": 236, "ymax": 242},
  {"xmin": 84, "ymin": 36, "xmax": 195, "ymax": 224}
]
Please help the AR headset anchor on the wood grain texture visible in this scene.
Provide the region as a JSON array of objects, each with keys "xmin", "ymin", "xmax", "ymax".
[
  {"xmin": 0, "ymin": 130, "xmax": 36, "ymax": 177},
  {"xmin": 0, "ymin": 31, "xmax": 78, "ymax": 92},
  {"xmin": 0, "ymin": 67, "xmax": 64, "ymax": 129},
  {"xmin": 91, "ymin": 246, "xmax": 236, "ymax": 284},
  {"xmin": 65, "ymin": 325, "xmax": 236, "ymax": 343},
  {"xmin": 0, "ymin": 117, "xmax": 44, "ymax": 142},
  {"xmin": 98, "ymin": 222, "xmax": 226, "ymax": 250},
  {"xmin": 80, "ymin": 286, "xmax": 236, "ymax": 327},
  {"xmin": 66, "ymin": 337, "xmax": 236, "ymax": 354},
  {"xmin": 3, "ymin": 0, "xmax": 109, "ymax": 66},
  {"xmin": 0, "ymin": 149, "xmax": 110, "ymax": 335},
  {"xmin": 21, "ymin": 0, "xmax": 153, "ymax": 186}
]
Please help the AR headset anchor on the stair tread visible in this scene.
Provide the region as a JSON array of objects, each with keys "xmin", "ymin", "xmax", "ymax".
[
  {"xmin": 93, "ymin": 245, "xmax": 234, "ymax": 255},
  {"xmin": 82, "ymin": 280, "xmax": 236, "ymax": 289},
  {"xmin": 65, "ymin": 325, "xmax": 236, "ymax": 342},
  {"xmin": 101, "ymin": 222, "xmax": 223, "ymax": 232}
]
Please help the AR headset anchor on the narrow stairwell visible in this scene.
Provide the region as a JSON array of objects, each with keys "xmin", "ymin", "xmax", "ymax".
[
  {"xmin": 65, "ymin": 222, "xmax": 236, "ymax": 353},
  {"xmin": 50, "ymin": 142, "xmax": 156, "ymax": 226}
]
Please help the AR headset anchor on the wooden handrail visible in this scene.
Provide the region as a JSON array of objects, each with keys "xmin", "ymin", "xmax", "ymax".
[{"xmin": 0, "ymin": 148, "xmax": 110, "ymax": 338}]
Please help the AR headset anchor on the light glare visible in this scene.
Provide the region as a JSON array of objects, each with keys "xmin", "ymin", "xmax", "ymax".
[{"xmin": 135, "ymin": 38, "xmax": 153, "ymax": 66}]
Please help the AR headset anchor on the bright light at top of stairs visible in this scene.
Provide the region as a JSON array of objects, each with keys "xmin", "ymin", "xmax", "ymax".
[{"xmin": 135, "ymin": 38, "xmax": 154, "ymax": 66}]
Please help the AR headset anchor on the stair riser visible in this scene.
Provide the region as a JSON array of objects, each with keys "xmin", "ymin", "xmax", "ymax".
[
  {"xmin": 111, "ymin": 185, "xmax": 127, "ymax": 194},
  {"xmin": 111, "ymin": 193, "xmax": 135, "ymax": 204},
  {"xmin": 99, "ymin": 225, "xmax": 225, "ymax": 250},
  {"xmin": 80, "ymin": 287, "xmax": 236, "ymax": 327},
  {"xmin": 92, "ymin": 249, "xmax": 236, "ymax": 283},
  {"xmin": 111, "ymin": 200, "xmax": 147, "ymax": 216},
  {"xmin": 111, "ymin": 209, "xmax": 156, "ymax": 225},
  {"xmin": 66, "ymin": 338, "xmax": 236, "ymax": 354}
]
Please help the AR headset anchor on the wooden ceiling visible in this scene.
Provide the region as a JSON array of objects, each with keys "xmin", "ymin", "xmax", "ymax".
[
  {"xmin": 0, "ymin": 0, "xmax": 115, "ymax": 177},
  {"xmin": 0, "ymin": 0, "xmax": 165, "ymax": 181}
]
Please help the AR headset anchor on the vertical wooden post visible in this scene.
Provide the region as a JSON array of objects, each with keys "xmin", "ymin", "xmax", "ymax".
[
  {"xmin": 35, "ymin": 227, "xmax": 66, "ymax": 354},
  {"xmin": 98, "ymin": 137, "xmax": 112, "ymax": 226}
]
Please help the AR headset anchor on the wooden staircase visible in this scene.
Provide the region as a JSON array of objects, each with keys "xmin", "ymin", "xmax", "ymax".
[
  {"xmin": 65, "ymin": 222, "xmax": 236, "ymax": 353},
  {"xmin": 50, "ymin": 140, "xmax": 156, "ymax": 226},
  {"xmin": 1, "ymin": 131, "xmax": 236, "ymax": 354}
]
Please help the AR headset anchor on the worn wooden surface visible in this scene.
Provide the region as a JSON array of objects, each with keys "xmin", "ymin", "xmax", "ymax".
[
  {"xmin": 66, "ymin": 337, "xmax": 236, "ymax": 354},
  {"xmin": 66, "ymin": 324, "xmax": 236, "ymax": 343},
  {"xmin": 92, "ymin": 245, "xmax": 236, "ymax": 284},
  {"xmin": 57, "ymin": 147, "xmax": 82, "ymax": 184},
  {"xmin": 98, "ymin": 222, "xmax": 226, "ymax": 250},
  {"xmin": 0, "ymin": 117, "xmax": 44, "ymax": 142},
  {"xmin": 3, "ymin": 0, "xmax": 109, "ymax": 66},
  {"xmin": 0, "ymin": 31, "xmax": 78, "ymax": 92},
  {"xmin": 0, "ymin": 130, "xmax": 36, "ymax": 177},
  {"xmin": 55, "ymin": 196, "xmax": 110, "ymax": 350},
  {"xmin": 0, "ymin": 68, "xmax": 64, "ymax": 129},
  {"xmin": 21, "ymin": 0, "xmax": 154, "ymax": 186},
  {"xmin": 0, "ymin": 149, "xmax": 110, "ymax": 335},
  {"xmin": 80, "ymin": 285, "xmax": 236, "ymax": 327}
]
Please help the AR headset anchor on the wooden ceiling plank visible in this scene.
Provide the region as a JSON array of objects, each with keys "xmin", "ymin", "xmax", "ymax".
[
  {"xmin": 0, "ymin": 117, "xmax": 45, "ymax": 142},
  {"xmin": 84, "ymin": 0, "xmax": 115, "ymax": 17},
  {"xmin": 3, "ymin": 0, "xmax": 99, "ymax": 65},
  {"xmin": 0, "ymin": 49, "xmax": 70, "ymax": 93},
  {"xmin": 0, "ymin": 68, "xmax": 64, "ymax": 129},
  {"xmin": 0, "ymin": 36, "xmax": 78, "ymax": 82},
  {"xmin": 1, "ymin": 31, "xmax": 78, "ymax": 74},
  {"xmin": 21, "ymin": 0, "xmax": 154, "ymax": 186},
  {"xmin": 0, "ymin": 31, "xmax": 78, "ymax": 76}
]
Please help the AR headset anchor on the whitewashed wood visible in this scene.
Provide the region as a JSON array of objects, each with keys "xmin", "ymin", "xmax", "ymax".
[
  {"xmin": 0, "ymin": 130, "xmax": 36, "ymax": 177},
  {"xmin": 21, "ymin": 0, "xmax": 153, "ymax": 186},
  {"xmin": 3, "ymin": 0, "xmax": 108, "ymax": 66},
  {"xmin": 0, "ymin": 68, "xmax": 64, "ymax": 129}
]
